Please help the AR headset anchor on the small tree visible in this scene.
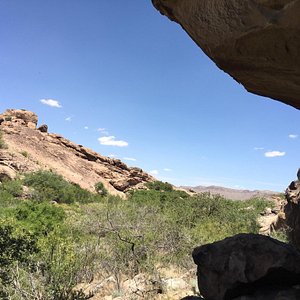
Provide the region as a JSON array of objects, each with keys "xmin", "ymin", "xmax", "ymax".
[{"xmin": 95, "ymin": 182, "xmax": 108, "ymax": 197}]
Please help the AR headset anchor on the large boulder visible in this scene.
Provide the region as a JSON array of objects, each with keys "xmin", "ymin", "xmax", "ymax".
[
  {"xmin": 192, "ymin": 233, "xmax": 300, "ymax": 300},
  {"xmin": 152, "ymin": 0, "xmax": 300, "ymax": 109},
  {"xmin": 0, "ymin": 165, "xmax": 16, "ymax": 181}
]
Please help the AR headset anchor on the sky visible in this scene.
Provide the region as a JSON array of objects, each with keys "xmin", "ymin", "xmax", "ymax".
[{"xmin": 0, "ymin": 0, "xmax": 299, "ymax": 192}]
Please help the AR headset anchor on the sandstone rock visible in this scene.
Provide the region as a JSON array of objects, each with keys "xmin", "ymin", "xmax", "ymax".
[
  {"xmin": 285, "ymin": 173, "xmax": 300, "ymax": 250},
  {"xmin": 0, "ymin": 109, "xmax": 38, "ymax": 127},
  {"xmin": 163, "ymin": 278, "xmax": 189, "ymax": 291},
  {"xmin": 37, "ymin": 124, "xmax": 48, "ymax": 133},
  {"xmin": 0, "ymin": 165, "xmax": 16, "ymax": 181},
  {"xmin": 152, "ymin": 0, "xmax": 300, "ymax": 109},
  {"xmin": 192, "ymin": 233, "xmax": 300, "ymax": 300}
]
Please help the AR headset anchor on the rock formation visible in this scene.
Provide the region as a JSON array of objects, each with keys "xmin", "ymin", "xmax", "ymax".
[
  {"xmin": 152, "ymin": 0, "xmax": 300, "ymax": 109},
  {"xmin": 285, "ymin": 170, "xmax": 300, "ymax": 250},
  {"xmin": 192, "ymin": 233, "xmax": 300, "ymax": 300},
  {"xmin": 0, "ymin": 109, "xmax": 154, "ymax": 195}
]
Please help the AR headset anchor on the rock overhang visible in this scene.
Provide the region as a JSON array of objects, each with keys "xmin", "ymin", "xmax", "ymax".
[{"xmin": 152, "ymin": 0, "xmax": 300, "ymax": 109}]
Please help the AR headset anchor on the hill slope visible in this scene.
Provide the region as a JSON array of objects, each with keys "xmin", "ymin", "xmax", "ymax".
[{"xmin": 0, "ymin": 109, "xmax": 154, "ymax": 195}]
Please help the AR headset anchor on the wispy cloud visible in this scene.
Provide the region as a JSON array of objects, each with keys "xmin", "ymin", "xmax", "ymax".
[
  {"xmin": 264, "ymin": 151, "xmax": 286, "ymax": 158},
  {"xmin": 163, "ymin": 168, "xmax": 172, "ymax": 172},
  {"xmin": 123, "ymin": 157, "xmax": 136, "ymax": 162},
  {"xmin": 254, "ymin": 147, "xmax": 264, "ymax": 150},
  {"xmin": 150, "ymin": 170, "xmax": 159, "ymax": 175},
  {"xmin": 97, "ymin": 128, "xmax": 109, "ymax": 135},
  {"xmin": 65, "ymin": 117, "xmax": 72, "ymax": 122},
  {"xmin": 289, "ymin": 134, "xmax": 298, "ymax": 139},
  {"xmin": 84, "ymin": 126, "xmax": 89, "ymax": 130},
  {"xmin": 108, "ymin": 154, "xmax": 116, "ymax": 158},
  {"xmin": 40, "ymin": 98, "xmax": 62, "ymax": 108},
  {"xmin": 98, "ymin": 136, "xmax": 128, "ymax": 147}
]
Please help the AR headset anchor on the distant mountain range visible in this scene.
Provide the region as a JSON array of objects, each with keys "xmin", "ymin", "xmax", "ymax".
[{"xmin": 180, "ymin": 185, "xmax": 280, "ymax": 201}]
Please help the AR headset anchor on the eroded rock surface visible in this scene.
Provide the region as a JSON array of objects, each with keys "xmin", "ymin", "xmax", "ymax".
[
  {"xmin": 285, "ymin": 170, "xmax": 300, "ymax": 250},
  {"xmin": 192, "ymin": 233, "xmax": 300, "ymax": 300},
  {"xmin": 0, "ymin": 109, "xmax": 154, "ymax": 195},
  {"xmin": 152, "ymin": 0, "xmax": 300, "ymax": 109}
]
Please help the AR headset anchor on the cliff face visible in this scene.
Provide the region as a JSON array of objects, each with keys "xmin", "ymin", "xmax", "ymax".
[
  {"xmin": 0, "ymin": 109, "xmax": 154, "ymax": 195},
  {"xmin": 152, "ymin": 0, "xmax": 300, "ymax": 109}
]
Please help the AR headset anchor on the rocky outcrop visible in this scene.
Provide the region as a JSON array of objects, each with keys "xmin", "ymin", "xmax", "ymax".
[
  {"xmin": 0, "ymin": 109, "xmax": 38, "ymax": 128},
  {"xmin": 258, "ymin": 198, "xmax": 286, "ymax": 235},
  {"xmin": 192, "ymin": 233, "xmax": 300, "ymax": 300},
  {"xmin": 284, "ymin": 170, "xmax": 300, "ymax": 250},
  {"xmin": 0, "ymin": 109, "xmax": 154, "ymax": 195},
  {"xmin": 152, "ymin": 0, "xmax": 300, "ymax": 109}
]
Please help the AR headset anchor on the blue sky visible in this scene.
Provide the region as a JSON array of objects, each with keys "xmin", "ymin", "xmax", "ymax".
[{"xmin": 0, "ymin": 0, "xmax": 299, "ymax": 192}]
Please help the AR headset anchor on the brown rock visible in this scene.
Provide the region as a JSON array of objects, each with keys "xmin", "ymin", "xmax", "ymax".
[
  {"xmin": 152, "ymin": 0, "xmax": 300, "ymax": 109},
  {"xmin": 284, "ymin": 173, "xmax": 300, "ymax": 250},
  {"xmin": 192, "ymin": 233, "xmax": 300, "ymax": 300},
  {"xmin": 0, "ymin": 165, "xmax": 16, "ymax": 181},
  {"xmin": 37, "ymin": 124, "xmax": 48, "ymax": 133},
  {"xmin": 0, "ymin": 109, "xmax": 38, "ymax": 127}
]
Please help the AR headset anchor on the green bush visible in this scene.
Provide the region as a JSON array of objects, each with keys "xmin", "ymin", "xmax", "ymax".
[
  {"xmin": 95, "ymin": 181, "xmax": 108, "ymax": 196},
  {"xmin": 15, "ymin": 201, "xmax": 66, "ymax": 236},
  {"xmin": 0, "ymin": 224, "xmax": 38, "ymax": 298},
  {"xmin": 24, "ymin": 170, "xmax": 101, "ymax": 204},
  {"xmin": 146, "ymin": 181, "xmax": 174, "ymax": 192}
]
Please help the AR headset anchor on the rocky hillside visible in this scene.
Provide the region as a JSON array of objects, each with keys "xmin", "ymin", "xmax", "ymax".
[
  {"xmin": 182, "ymin": 185, "xmax": 279, "ymax": 201},
  {"xmin": 0, "ymin": 109, "xmax": 154, "ymax": 196}
]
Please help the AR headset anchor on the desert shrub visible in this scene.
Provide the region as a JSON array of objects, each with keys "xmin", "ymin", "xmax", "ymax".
[
  {"xmin": 24, "ymin": 171, "xmax": 101, "ymax": 204},
  {"xmin": 0, "ymin": 130, "xmax": 7, "ymax": 149},
  {"xmin": 0, "ymin": 179, "xmax": 23, "ymax": 209},
  {"xmin": 0, "ymin": 178, "xmax": 23, "ymax": 197},
  {"xmin": 95, "ymin": 181, "xmax": 108, "ymax": 196},
  {"xmin": 20, "ymin": 151, "xmax": 29, "ymax": 158},
  {"xmin": 15, "ymin": 201, "xmax": 66, "ymax": 236},
  {"xmin": 0, "ymin": 224, "xmax": 39, "ymax": 299},
  {"xmin": 146, "ymin": 180, "xmax": 173, "ymax": 192}
]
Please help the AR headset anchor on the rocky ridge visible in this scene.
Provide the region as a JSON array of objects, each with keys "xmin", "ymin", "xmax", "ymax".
[
  {"xmin": 181, "ymin": 185, "xmax": 278, "ymax": 201},
  {"xmin": 0, "ymin": 109, "xmax": 154, "ymax": 195}
]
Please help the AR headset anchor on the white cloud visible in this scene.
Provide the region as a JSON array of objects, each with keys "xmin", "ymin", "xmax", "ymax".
[
  {"xmin": 123, "ymin": 157, "xmax": 137, "ymax": 162},
  {"xmin": 97, "ymin": 128, "xmax": 109, "ymax": 135},
  {"xmin": 108, "ymin": 154, "xmax": 116, "ymax": 158},
  {"xmin": 150, "ymin": 170, "xmax": 159, "ymax": 175},
  {"xmin": 65, "ymin": 117, "xmax": 72, "ymax": 121},
  {"xmin": 40, "ymin": 99, "xmax": 62, "ymax": 108},
  {"xmin": 163, "ymin": 168, "xmax": 172, "ymax": 172},
  {"xmin": 264, "ymin": 151, "xmax": 286, "ymax": 158},
  {"xmin": 289, "ymin": 134, "xmax": 298, "ymax": 139},
  {"xmin": 254, "ymin": 147, "xmax": 264, "ymax": 150},
  {"xmin": 98, "ymin": 136, "xmax": 128, "ymax": 147},
  {"xmin": 84, "ymin": 126, "xmax": 89, "ymax": 130}
]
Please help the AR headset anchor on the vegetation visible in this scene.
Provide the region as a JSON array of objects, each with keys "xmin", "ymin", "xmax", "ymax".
[
  {"xmin": 94, "ymin": 181, "xmax": 108, "ymax": 196},
  {"xmin": 0, "ymin": 130, "xmax": 7, "ymax": 149},
  {"xmin": 20, "ymin": 151, "xmax": 29, "ymax": 158},
  {"xmin": 0, "ymin": 174, "xmax": 274, "ymax": 299}
]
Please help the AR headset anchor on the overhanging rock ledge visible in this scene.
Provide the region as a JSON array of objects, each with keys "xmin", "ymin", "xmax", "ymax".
[{"xmin": 152, "ymin": 0, "xmax": 300, "ymax": 109}]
